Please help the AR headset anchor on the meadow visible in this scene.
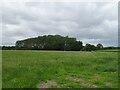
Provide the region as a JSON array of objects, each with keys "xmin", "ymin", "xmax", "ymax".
[
  {"xmin": 0, "ymin": 50, "xmax": 2, "ymax": 89},
  {"xmin": 2, "ymin": 50, "xmax": 118, "ymax": 88}
]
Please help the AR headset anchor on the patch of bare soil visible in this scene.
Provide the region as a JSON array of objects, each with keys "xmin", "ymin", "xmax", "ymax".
[
  {"xmin": 65, "ymin": 76, "xmax": 98, "ymax": 88},
  {"xmin": 104, "ymin": 81, "xmax": 111, "ymax": 86},
  {"xmin": 38, "ymin": 80, "xmax": 58, "ymax": 88}
]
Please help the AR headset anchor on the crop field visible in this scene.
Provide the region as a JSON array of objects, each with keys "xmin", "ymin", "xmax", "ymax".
[{"xmin": 2, "ymin": 50, "xmax": 118, "ymax": 88}]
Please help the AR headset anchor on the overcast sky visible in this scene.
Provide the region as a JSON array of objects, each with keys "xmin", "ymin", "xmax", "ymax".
[{"xmin": 1, "ymin": 0, "xmax": 118, "ymax": 46}]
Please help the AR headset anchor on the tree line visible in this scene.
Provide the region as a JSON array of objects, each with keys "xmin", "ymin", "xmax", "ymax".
[
  {"xmin": 1, "ymin": 35, "xmax": 118, "ymax": 51},
  {"xmin": 15, "ymin": 35, "xmax": 83, "ymax": 51}
]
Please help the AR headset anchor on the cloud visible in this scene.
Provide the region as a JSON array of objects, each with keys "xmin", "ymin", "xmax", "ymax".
[{"xmin": 1, "ymin": 1, "xmax": 118, "ymax": 46}]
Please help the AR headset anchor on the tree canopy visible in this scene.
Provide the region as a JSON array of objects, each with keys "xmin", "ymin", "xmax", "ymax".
[
  {"xmin": 15, "ymin": 35, "xmax": 83, "ymax": 51},
  {"xmin": 96, "ymin": 43, "xmax": 103, "ymax": 50},
  {"xmin": 1, "ymin": 35, "xmax": 107, "ymax": 51},
  {"xmin": 83, "ymin": 44, "xmax": 96, "ymax": 51}
]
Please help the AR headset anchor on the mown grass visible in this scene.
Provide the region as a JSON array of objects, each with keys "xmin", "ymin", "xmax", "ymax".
[{"xmin": 2, "ymin": 50, "xmax": 118, "ymax": 88}]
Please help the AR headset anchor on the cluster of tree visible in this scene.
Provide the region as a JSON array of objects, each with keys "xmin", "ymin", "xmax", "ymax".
[
  {"xmin": 82, "ymin": 43, "xmax": 103, "ymax": 51},
  {"xmin": 2, "ymin": 46, "xmax": 16, "ymax": 50},
  {"xmin": 16, "ymin": 35, "xmax": 83, "ymax": 51},
  {"xmin": 0, "ymin": 46, "xmax": 2, "ymax": 50},
  {"xmin": 103, "ymin": 47, "xmax": 120, "ymax": 49},
  {"xmin": 2, "ymin": 35, "xmax": 119, "ymax": 51}
]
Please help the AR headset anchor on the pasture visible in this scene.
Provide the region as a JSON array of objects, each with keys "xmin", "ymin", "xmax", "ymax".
[{"xmin": 2, "ymin": 50, "xmax": 118, "ymax": 88}]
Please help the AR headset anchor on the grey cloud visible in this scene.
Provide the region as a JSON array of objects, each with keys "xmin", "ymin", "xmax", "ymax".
[{"xmin": 2, "ymin": 2, "xmax": 118, "ymax": 46}]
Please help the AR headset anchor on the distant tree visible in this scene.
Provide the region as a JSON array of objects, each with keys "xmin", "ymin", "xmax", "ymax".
[
  {"xmin": 91, "ymin": 45, "xmax": 96, "ymax": 51},
  {"xmin": 96, "ymin": 43, "xmax": 103, "ymax": 50},
  {"xmin": 2, "ymin": 46, "xmax": 15, "ymax": 50},
  {"xmin": 15, "ymin": 35, "xmax": 83, "ymax": 51},
  {"xmin": 0, "ymin": 46, "xmax": 2, "ymax": 50},
  {"xmin": 70, "ymin": 41, "xmax": 83, "ymax": 51},
  {"xmin": 84, "ymin": 44, "xmax": 96, "ymax": 51},
  {"xmin": 103, "ymin": 46, "xmax": 118, "ymax": 50}
]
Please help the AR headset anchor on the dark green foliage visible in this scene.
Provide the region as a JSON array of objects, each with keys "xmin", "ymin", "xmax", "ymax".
[
  {"xmin": 2, "ymin": 46, "xmax": 15, "ymax": 50},
  {"xmin": 15, "ymin": 35, "xmax": 83, "ymax": 51},
  {"xmin": 64, "ymin": 37, "xmax": 82, "ymax": 51},
  {"xmin": 103, "ymin": 47, "xmax": 119, "ymax": 49},
  {"xmin": 96, "ymin": 43, "xmax": 103, "ymax": 50},
  {"xmin": 84, "ymin": 44, "xmax": 96, "ymax": 51},
  {"xmin": 0, "ymin": 46, "xmax": 2, "ymax": 50}
]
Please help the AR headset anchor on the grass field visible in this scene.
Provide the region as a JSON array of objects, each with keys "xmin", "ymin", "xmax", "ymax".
[
  {"xmin": 0, "ymin": 50, "xmax": 2, "ymax": 89},
  {"xmin": 2, "ymin": 50, "xmax": 118, "ymax": 88}
]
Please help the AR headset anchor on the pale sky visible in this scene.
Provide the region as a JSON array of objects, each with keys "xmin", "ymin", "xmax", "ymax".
[{"xmin": 1, "ymin": 0, "xmax": 119, "ymax": 47}]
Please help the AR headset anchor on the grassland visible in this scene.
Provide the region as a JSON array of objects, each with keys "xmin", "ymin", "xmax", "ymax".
[
  {"xmin": 2, "ymin": 50, "xmax": 118, "ymax": 88},
  {"xmin": 0, "ymin": 50, "xmax": 2, "ymax": 89}
]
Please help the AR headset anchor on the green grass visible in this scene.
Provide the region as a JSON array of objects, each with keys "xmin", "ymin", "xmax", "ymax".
[
  {"xmin": 2, "ymin": 50, "xmax": 118, "ymax": 88},
  {"xmin": 0, "ymin": 50, "xmax": 2, "ymax": 89},
  {"xmin": 96, "ymin": 49, "xmax": 120, "ymax": 52}
]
